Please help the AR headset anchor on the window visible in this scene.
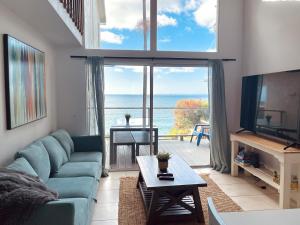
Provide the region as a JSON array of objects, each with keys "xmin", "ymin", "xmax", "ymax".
[
  {"xmin": 99, "ymin": 0, "xmax": 150, "ymax": 50},
  {"xmin": 95, "ymin": 64, "xmax": 211, "ymax": 170},
  {"xmin": 153, "ymin": 67, "xmax": 209, "ymax": 135},
  {"xmin": 104, "ymin": 65, "xmax": 150, "ymax": 134},
  {"xmin": 98, "ymin": 0, "xmax": 218, "ymax": 52},
  {"xmin": 157, "ymin": 0, "xmax": 218, "ymax": 52},
  {"xmin": 88, "ymin": 1, "xmax": 216, "ymax": 169}
]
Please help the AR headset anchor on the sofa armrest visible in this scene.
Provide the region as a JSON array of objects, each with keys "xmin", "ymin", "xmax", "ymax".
[
  {"xmin": 25, "ymin": 199, "xmax": 75, "ymax": 225},
  {"xmin": 72, "ymin": 135, "xmax": 103, "ymax": 152}
]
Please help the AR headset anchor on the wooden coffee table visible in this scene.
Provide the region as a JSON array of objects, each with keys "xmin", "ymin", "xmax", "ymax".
[{"xmin": 136, "ymin": 155, "xmax": 207, "ymax": 225}]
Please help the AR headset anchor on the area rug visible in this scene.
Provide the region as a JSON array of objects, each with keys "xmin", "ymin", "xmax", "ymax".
[{"xmin": 118, "ymin": 175, "xmax": 241, "ymax": 225}]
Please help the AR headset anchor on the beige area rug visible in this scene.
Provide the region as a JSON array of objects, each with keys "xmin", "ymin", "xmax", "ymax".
[{"xmin": 118, "ymin": 175, "xmax": 241, "ymax": 225}]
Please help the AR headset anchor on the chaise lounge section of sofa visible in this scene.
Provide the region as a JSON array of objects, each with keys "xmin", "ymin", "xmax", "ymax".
[{"xmin": 6, "ymin": 129, "xmax": 103, "ymax": 225}]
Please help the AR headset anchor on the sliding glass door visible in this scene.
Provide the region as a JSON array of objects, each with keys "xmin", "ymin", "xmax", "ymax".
[
  {"xmin": 103, "ymin": 62, "xmax": 210, "ymax": 170},
  {"xmin": 152, "ymin": 66, "xmax": 210, "ymax": 167},
  {"xmin": 104, "ymin": 65, "xmax": 151, "ymax": 170}
]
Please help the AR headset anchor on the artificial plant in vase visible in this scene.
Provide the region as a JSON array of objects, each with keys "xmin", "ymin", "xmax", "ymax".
[
  {"xmin": 125, "ymin": 114, "xmax": 131, "ymax": 125},
  {"xmin": 265, "ymin": 114, "xmax": 272, "ymax": 125},
  {"xmin": 157, "ymin": 152, "xmax": 171, "ymax": 172}
]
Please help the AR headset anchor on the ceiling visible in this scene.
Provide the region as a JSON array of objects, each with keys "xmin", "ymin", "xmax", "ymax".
[{"xmin": 1, "ymin": 0, "xmax": 83, "ymax": 48}]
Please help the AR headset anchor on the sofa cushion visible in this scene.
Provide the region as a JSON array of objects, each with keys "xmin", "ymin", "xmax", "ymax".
[
  {"xmin": 7, "ymin": 157, "xmax": 38, "ymax": 177},
  {"xmin": 53, "ymin": 162, "xmax": 100, "ymax": 179},
  {"xmin": 69, "ymin": 152, "xmax": 102, "ymax": 163},
  {"xmin": 51, "ymin": 129, "xmax": 74, "ymax": 159},
  {"xmin": 40, "ymin": 136, "xmax": 68, "ymax": 173},
  {"xmin": 17, "ymin": 142, "xmax": 50, "ymax": 182},
  {"xmin": 46, "ymin": 177, "xmax": 96, "ymax": 199}
]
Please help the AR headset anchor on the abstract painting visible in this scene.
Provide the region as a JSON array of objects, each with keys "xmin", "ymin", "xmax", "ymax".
[{"xmin": 3, "ymin": 34, "xmax": 46, "ymax": 129}]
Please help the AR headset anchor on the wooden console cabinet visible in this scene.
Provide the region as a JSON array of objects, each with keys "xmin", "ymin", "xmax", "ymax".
[{"xmin": 231, "ymin": 133, "xmax": 300, "ymax": 209}]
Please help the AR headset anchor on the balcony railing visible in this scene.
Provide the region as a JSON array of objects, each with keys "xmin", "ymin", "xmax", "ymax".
[
  {"xmin": 60, "ymin": 0, "xmax": 84, "ymax": 34},
  {"xmin": 88, "ymin": 107, "xmax": 209, "ymax": 139}
]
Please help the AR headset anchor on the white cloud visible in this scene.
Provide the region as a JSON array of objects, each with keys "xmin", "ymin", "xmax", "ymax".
[
  {"xmin": 206, "ymin": 47, "xmax": 217, "ymax": 52},
  {"xmin": 113, "ymin": 66, "xmax": 144, "ymax": 73},
  {"xmin": 114, "ymin": 67, "xmax": 124, "ymax": 73},
  {"xmin": 184, "ymin": 0, "xmax": 199, "ymax": 10},
  {"xmin": 158, "ymin": 38, "xmax": 171, "ymax": 43},
  {"xmin": 169, "ymin": 67, "xmax": 195, "ymax": 73},
  {"xmin": 157, "ymin": 14, "xmax": 177, "ymax": 27},
  {"xmin": 158, "ymin": 0, "xmax": 181, "ymax": 14},
  {"xmin": 100, "ymin": 31, "xmax": 124, "ymax": 44},
  {"xmin": 194, "ymin": 0, "xmax": 217, "ymax": 32},
  {"xmin": 156, "ymin": 67, "xmax": 196, "ymax": 74},
  {"xmin": 102, "ymin": 0, "xmax": 145, "ymax": 30},
  {"xmin": 102, "ymin": 0, "xmax": 181, "ymax": 30}
]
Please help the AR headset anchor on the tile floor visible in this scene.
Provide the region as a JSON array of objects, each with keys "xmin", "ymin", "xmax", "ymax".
[{"xmin": 91, "ymin": 169, "xmax": 279, "ymax": 225}]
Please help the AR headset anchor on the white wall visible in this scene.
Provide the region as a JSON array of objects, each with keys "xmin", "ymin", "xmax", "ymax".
[
  {"xmin": 0, "ymin": 3, "xmax": 57, "ymax": 166},
  {"xmin": 243, "ymin": 0, "xmax": 300, "ymax": 75},
  {"xmin": 55, "ymin": 48, "xmax": 87, "ymax": 135},
  {"xmin": 218, "ymin": 0, "xmax": 244, "ymax": 132},
  {"xmin": 55, "ymin": 0, "xmax": 244, "ymax": 135}
]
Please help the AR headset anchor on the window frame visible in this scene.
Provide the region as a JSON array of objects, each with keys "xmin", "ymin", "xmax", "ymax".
[{"xmin": 97, "ymin": 0, "xmax": 219, "ymax": 55}]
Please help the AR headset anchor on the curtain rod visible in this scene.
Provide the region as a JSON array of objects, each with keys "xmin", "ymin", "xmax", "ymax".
[{"xmin": 70, "ymin": 55, "xmax": 236, "ymax": 62}]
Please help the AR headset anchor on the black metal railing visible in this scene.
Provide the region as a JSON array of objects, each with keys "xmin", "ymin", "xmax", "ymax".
[
  {"xmin": 60, "ymin": 0, "xmax": 84, "ymax": 34},
  {"xmin": 89, "ymin": 107, "xmax": 209, "ymax": 139}
]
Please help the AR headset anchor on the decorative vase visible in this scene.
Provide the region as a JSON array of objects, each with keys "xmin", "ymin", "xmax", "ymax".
[
  {"xmin": 125, "ymin": 116, "xmax": 130, "ymax": 125},
  {"xmin": 158, "ymin": 160, "xmax": 168, "ymax": 172},
  {"xmin": 265, "ymin": 115, "xmax": 272, "ymax": 126}
]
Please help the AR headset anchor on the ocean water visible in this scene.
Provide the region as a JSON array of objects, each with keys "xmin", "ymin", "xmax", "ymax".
[{"xmin": 104, "ymin": 94, "xmax": 209, "ymax": 135}]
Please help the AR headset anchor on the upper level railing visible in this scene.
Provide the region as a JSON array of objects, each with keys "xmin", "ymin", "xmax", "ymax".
[{"xmin": 60, "ymin": 0, "xmax": 84, "ymax": 34}]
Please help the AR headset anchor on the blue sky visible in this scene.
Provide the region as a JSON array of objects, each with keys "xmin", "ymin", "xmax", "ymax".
[
  {"xmin": 101, "ymin": 0, "xmax": 216, "ymax": 95},
  {"xmin": 157, "ymin": 12, "xmax": 216, "ymax": 52},
  {"xmin": 104, "ymin": 66, "xmax": 208, "ymax": 95}
]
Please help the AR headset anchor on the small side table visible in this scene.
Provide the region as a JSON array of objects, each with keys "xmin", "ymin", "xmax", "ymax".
[
  {"xmin": 111, "ymin": 131, "xmax": 135, "ymax": 164},
  {"xmin": 131, "ymin": 131, "xmax": 156, "ymax": 156}
]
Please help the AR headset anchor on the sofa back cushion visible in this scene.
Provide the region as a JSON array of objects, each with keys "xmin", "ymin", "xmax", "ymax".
[
  {"xmin": 16, "ymin": 142, "xmax": 51, "ymax": 182},
  {"xmin": 51, "ymin": 129, "xmax": 74, "ymax": 159},
  {"xmin": 7, "ymin": 157, "xmax": 38, "ymax": 177},
  {"xmin": 40, "ymin": 136, "xmax": 68, "ymax": 173}
]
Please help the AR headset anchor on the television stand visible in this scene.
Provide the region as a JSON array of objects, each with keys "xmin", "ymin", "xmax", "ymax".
[
  {"xmin": 235, "ymin": 128, "xmax": 255, "ymax": 134},
  {"xmin": 235, "ymin": 128, "xmax": 246, "ymax": 134},
  {"xmin": 284, "ymin": 142, "xmax": 300, "ymax": 150},
  {"xmin": 231, "ymin": 133, "xmax": 300, "ymax": 209}
]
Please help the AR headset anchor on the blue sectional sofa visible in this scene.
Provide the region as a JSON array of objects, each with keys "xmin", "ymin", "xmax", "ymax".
[{"xmin": 6, "ymin": 129, "xmax": 103, "ymax": 225}]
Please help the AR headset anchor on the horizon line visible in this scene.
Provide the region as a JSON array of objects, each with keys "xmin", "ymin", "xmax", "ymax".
[{"xmin": 104, "ymin": 93, "xmax": 208, "ymax": 96}]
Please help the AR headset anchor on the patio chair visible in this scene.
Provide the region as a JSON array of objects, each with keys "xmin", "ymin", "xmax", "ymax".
[{"xmin": 190, "ymin": 124, "xmax": 210, "ymax": 146}]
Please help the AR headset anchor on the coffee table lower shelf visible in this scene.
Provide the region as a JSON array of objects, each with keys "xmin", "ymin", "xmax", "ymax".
[{"xmin": 137, "ymin": 180, "xmax": 203, "ymax": 225}]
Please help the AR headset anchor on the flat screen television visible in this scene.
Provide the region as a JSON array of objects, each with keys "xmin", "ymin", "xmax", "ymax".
[{"xmin": 240, "ymin": 70, "xmax": 300, "ymax": 146}]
